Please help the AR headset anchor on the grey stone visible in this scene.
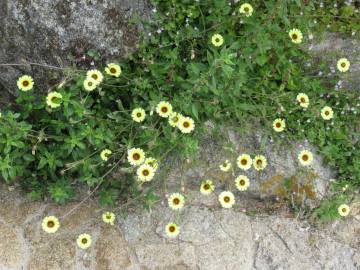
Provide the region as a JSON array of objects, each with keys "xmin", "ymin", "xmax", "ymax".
[{"xmin": 0, "ymin": 0, "xmax": 151, "ymax": 98}]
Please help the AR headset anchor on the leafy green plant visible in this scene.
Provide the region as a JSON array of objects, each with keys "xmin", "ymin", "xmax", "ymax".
[{"xmin": 0, "ymin": 0, "xmax": 358, "ymax": 220}]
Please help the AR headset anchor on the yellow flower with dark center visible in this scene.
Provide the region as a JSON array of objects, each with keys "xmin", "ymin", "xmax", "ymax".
[
  {"xmin": 338, "ymin": 204, "xmax": 350, "ymax": 217},
  {"xmin": 211, "ymin": 34, "xmax": 224, "ymax": 47},
  {"xmin": 253, "ymin": 155, "xmax": 267, "ymax": 171},
  {"xmin": 156, "ymin": 101, "xmax": 173, "ymax": 118},
  {"xmin": 239, "ymin": 3, "xmax": 253, "ymax": 17},
  {"xmin": 86, "ymin": 69, "xmax": 103, "ymax": 85},
  {"xmin": 127, "ymin": 148, "xmax": 145, "ymax": 166},
  {"xmin": 102, "ymin": 211, "xmax": 116, "ymax": 225},
  {"xmin": 105, "ymin": 63, "xmax": 122, "ymax": 77},
  {"xmin": 289, "ymin": 29, "xmax": 303, "ymax": 44},
  {"xmin": 165, "ymin": 223, "xmax": 180, "ymax": 238},
  {"xmin": 200, "ymin": 179, "xmax": 215, "ymax": 195},
  {"xmin": 41, "ymin": 216, "xmax": 60, "ymax": 233},
  {"xmin": 100, "ymin": 149, "xmax": 112, "ymax": 161},
  {"xmin": 219, "ymin": 160, "xmax": 232, "ymax": 172},
  {"xmin": 137, "ymin": 164, "xmax": 155, "ymax": 182},
  {"xmin": 46, "ymin": 91, "xmax": 63, "ymax": 108},
  {"xmin": 145, "ymin": 157, "xmax": 158, "ymax": 170},
  {"xmin": 131, "ymin": 108, "xmax": 146, "ymax": 123},
  {"xmin": 17, "ymin": 75, "xmax": 34, "ymax": 91},
  {"xmin": 237, "ymin": 154, "xmax": 252, "ymax": 171},
  {"xmin": 77, "ymin": 233, "xmax": 92, "ymax": 249},
  {"xmin": 321, "ymin": 106, "xmax": 334, "ymax": 120},
  {"xmin": 235, "ymin": 175, "xmax": 250, "ymax": 191},
  {"xmin": 168, "ymin": 112, "xmax": 182, "ymax": 127},
  {"xmin": 298, "ymin": 150, "xmax": 313, "ymax": 166},
  {"xmin": 273, "ymin": 118, "xmax": 286, "ymax": 132},
  {"xmin": 83, "ymin": 77, "xmax": 98, "ymax": 92},
  {"xmin": 337, "ymin": 58, "xmax": 350, "ymax": 72},
  {"xmin": 218, "ymin": 191, "xmax": 235, "ymax": 208},
  {"xmin": 168, "ymin": 193, "xmax": 185, "ymax": 210},
  {"xmin": 296, "ymin": 93, "xmax": 309, "ymax": 108},
  {"xmin": 178, "ymin": 116, "xmax": 195, "ymax": 134}
]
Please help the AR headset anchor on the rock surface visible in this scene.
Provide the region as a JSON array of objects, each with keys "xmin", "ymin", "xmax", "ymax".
[
  {"xmin": 0, "ymin": 183, "xmax": 359, "ymax": 270},
  {"xmin": 0, "ymin": 0, "xmax": 151, "ymax": 100}
]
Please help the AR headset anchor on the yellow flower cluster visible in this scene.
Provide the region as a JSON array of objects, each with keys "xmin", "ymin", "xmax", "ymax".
[
  {"xmin": 127, "ymin": 147, "xmax": 158, "ymax": 182},
  {"xmin": 156, "ymin": 101, "xmax": 195, "ymax": 134}
]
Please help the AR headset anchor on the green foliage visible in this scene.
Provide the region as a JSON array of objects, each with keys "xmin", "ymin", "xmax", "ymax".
[{"xmin": 0, "ymin": 0, "xmax": 358, "ymax": 219}]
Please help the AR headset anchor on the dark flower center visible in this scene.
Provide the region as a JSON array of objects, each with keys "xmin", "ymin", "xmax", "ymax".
[
  {"xmin": 244, "ymin": 7, "xmax": 249, "ymax": 12},
  {"xmin": 88, "ymin": 82, "xmax": 93, "ymax": 87},
  {"xmin": 300, "ymin": 98, "xmax": 305, "ymax": 102},
  {"xmin": 342, "ymin": 208, "xmax": 347, "ymax": 212},
  {"xmin": 169, "ymin": 226, "xmax": 175, "ymax": 232},
  {"xmin": 240, "ymin": 180, "xmax": 245, "ymax": 186},
  {"xmin": 173, "ymin": 198, "xmax": 180, "ymax": 205},
  {"xmin": 142, "ymin": 169, "xmax": 149, "ymax": 176},
  {"xmin": 47, "ymin": 221, "xmax": 55, "ymax": 228},
  {"xmin": 110, "ymin": 67, "xmax": 116, "ymax": 73},
  {"xmin": 137, "ymin": 113, "xmax": 141, "ymax": 117},
  {"xmin": 183, "ymin": 121, "xmax": 190, "ymax": 128},
  {"xmin": 23, "ymin": 80, "xmax": 29, "ymax": 86},
  {"xmin": 241, "ymin": 159, "xmax": 247, "ymax": 165},
  {"xmin": 92, "ymin": 74, "xmax": 98, "ymax": 80},
  {"xmin": 256, "ymin": 159, "xmax": 262, "ymax": 165},
  {"xmin": 204, "ymin": 184, "xmax": 210, "ymax": 190},
  {"xmin": 161, "ymin": 107, "xmax": 168, "ymax": 113},
  {"xmin": 82, "ymin": 238, "xmax": 88, "ymax": 244},
  {"xmin": 276, "ymin": 122, "xmax": 281, "ymax": 128},
  {"xmin": 325, "ymin": 111, "xmax": 329, "ymax": 115},
  {"xmin": 302, "ymin": 154, "xmax": 309, "ymax": 161},
  {"xmin": 292, "ymin": 34, "xmax": 298, "ymax": 39},
  {"xmin": 133, "ymin": 153, "xmax": 140, "ymax": 160},
  {"xmin": 224, "ymin": 196, "xmax": 230, "ymax": 203},
  {"xmin": 341, "ymin": 63, "xmax": 346, "ymax": 67}
]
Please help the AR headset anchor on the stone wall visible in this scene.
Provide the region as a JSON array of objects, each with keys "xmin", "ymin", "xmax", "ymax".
[
  {"xmin": 0, "ymin": 182, "xmax": 359, "ymax": 270},
  {"xmin": 0, "ymin": 0, "xmax": 151, "ymax": 104}
]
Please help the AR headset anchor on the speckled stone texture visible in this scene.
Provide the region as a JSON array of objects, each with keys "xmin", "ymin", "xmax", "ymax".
[
  {"xmin": 0, "ymin": 0, "xmax": 151, "ymax": 102},
  {"xmin": 0, "ymin": 182, "xmax": 359, "ymax": 270}
]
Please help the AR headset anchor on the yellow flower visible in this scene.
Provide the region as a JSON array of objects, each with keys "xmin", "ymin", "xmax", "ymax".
[
  {"xmin": 102, "ymin": 211, "xmax": 116, "ymax": 225},
  {"xmin": 168, "ymin": 112, "xmax": 182, "ymax": 127},
  {"xmin": 145, "ymin": 157, "xmax": 158, "ymax": 170},
  {"xmin": 211, "ymin": 34, "xmax": 224, "ymax": 47},
  {"xmin": 131, "ymin": 108, "xmax": 146, "ymax": 123},
  {"xmin": 46, "ymin": 91, "xmax": 63, "ymax": 108},
  {"xmin": 168, "ymin": 193, "xmax": 185, "ymax": 210},
  {"xmin": 218, "ymin": 191, "xmax": 235, "ymax": 208},
  {"xmin": 253, "ymin": 155, "xmax": 267, "ymax": 171},
  {"xmin": 337, "ymin": 58, "xmax": 350, "ymax": 72},
  {"xmin": 105, "ymin": 63, "xmax": 122, "ymax": 77},
  {"xmin": 338, "ymin": 204, "xmax": 350, "ymax": 217},
  {"xmin": 219, "ymin": 160, "xmax": 232, "ymax": 172},
  {"xmin": 165, "ymin": 223, "xmax": 180, "ymax": 238},
  {"xmin": 136, "ymin": 164, "xmax": 155, "ymax": 182},
  {"xmin": 200, "ymin": 180, "xmax": 215, "ymax": 195},
  {"xmin": 178, "ymin": 116, "xmax": 195, "ymax": 134},
  {"xmin": 41, "ymin": 216, "xmax": 60, "ymax": 234},
  {"xmin": 100, "ymin": 149, "xmax": 112, "ymax": 161},
  {"xmin": 298, "ymin": 150, "xmax": 313, "ymax": 166},
  {"xmin": 83, "ymin": 77, "xmax": 98, "ymax": 92},
  {"xmin": 156, "ymin": 101, "xmax": 173, "ymax": 118},
  {"xmin": 86, "ymin": 69, "xmax": 103, "ymax": 85},
  {"xmin": 296, "ymin": 93, "xmax": 309, "ymax": 108},
  {"xmin": 273, "ymin": 118, "xmax": 286, "ymax": 132},
  {"xmin": 127, "ymin": 148, "xmax": 145, "ymax": 166},
  {"xmin": 321, "ymin": 106, "xmax": 334, "ymax": 120},
  {"xmin": 289, "ymin": 29, "xmax": 303, "ymax": 44},
  {"xmin": 239, "ymin": 3, "xmax": 253, "ymax": 17},
  {"xmin": 17, "ymin": 75, "xmax": 34, "ymax": 91},
  {"xmin": 235, "ymin": 175, "xmax": 250, "ymax": 191},
  {"xmin": 237, "ymin": 154, "xmax": 252, "ymax": 171},
  {"xmin": 77, "ymin": 233, "xmax": 92, "ymax": 249}
]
